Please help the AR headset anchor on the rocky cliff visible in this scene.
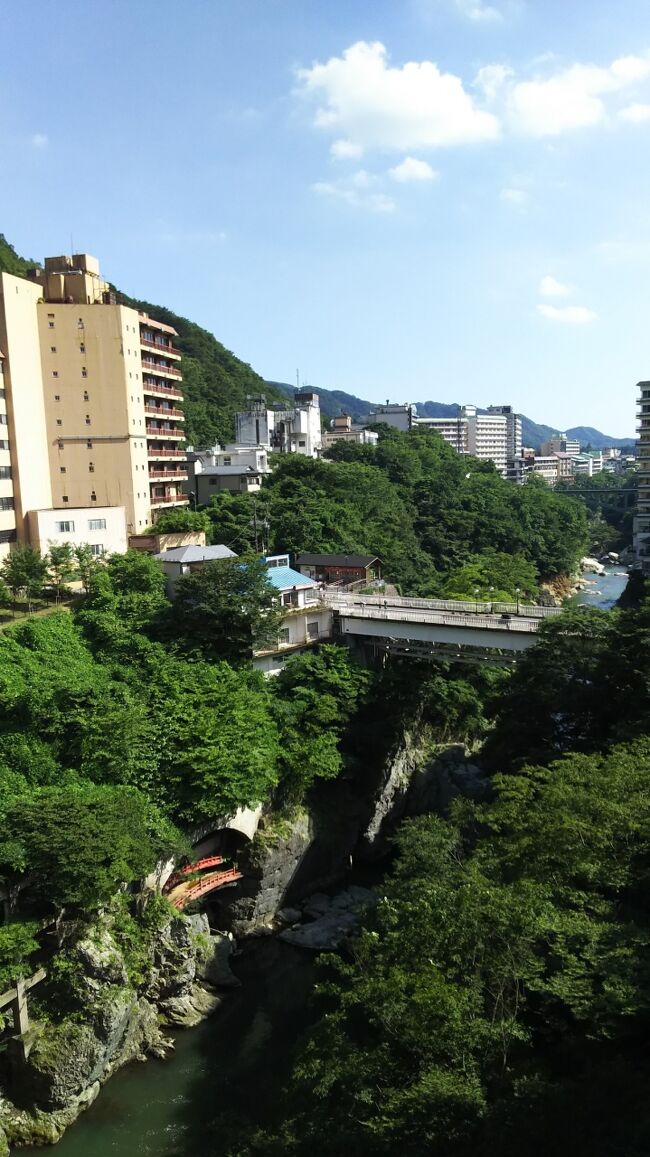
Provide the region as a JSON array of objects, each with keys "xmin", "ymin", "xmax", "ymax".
[{"xmin": 0, "ymin": 908, "xmax": 237, "ymax": 1151}]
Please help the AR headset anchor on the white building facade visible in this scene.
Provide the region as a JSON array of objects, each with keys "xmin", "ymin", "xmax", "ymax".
[{"xmin": 235, "ymin": 392, "xmax": 322, "ymax": 458}]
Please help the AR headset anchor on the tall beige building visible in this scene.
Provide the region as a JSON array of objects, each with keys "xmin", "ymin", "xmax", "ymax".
[{"xmin": 0, "ymin": 253, "xmax": 187, "ymax": 557}]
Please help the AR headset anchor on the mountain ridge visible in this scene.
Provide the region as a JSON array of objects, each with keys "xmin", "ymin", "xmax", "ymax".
[{"xmin": 267, "ymin": 381, "xmax": 635, "ymax": 451}]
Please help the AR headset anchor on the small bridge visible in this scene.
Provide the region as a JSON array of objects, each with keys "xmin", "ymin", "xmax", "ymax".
[
  {"xmin": 0, "ymin": 968, "xmax": 46, "ymax": 1059},
  {"xmin": 322, "ymin": 592, "xmax": 562, "ymax": 666},
  {"xmin": 164, "ymin": 857, "xmax": 243, "ymax": 910}
]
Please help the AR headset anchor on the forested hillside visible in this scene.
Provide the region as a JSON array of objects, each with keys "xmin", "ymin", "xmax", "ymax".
[
  {"xmin": 0, "ymin": 234, "xmax": 39, "ymax": 277},
  {"xmin": 206, "ymin": 425, "xmax": 591, "ymax": 595}
]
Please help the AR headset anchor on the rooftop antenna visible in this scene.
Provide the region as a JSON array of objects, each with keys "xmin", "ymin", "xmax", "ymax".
[
  {"xmin": 296, "ymin": 368, "xmax": 300, "ymax": 390},
  {"xmin": 70, "ymin": 233, "xmax": 74, "ymax": 257}
]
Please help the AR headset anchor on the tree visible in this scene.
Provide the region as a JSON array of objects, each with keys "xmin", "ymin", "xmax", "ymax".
[
  {"xmin": 73, "ymin": 544, "xmax": 101, "ymax": 593},
  {"xmin": 170, "ymin": 554, "xmax": 282, "ymax": 663},
  {"xmin": 0, "ymin": 546, "xmax": 47, "ymax": 612},
  {"xmin": 0, "ymin": 783, "xmax": 183, "ymax": 914},
  {"xmin": 150, "ymin": 507, "xmax": 212, "ymax": 536},
  {"xmin": 47, "ymin": 542, "xmax": 76, "ymax": 602}
]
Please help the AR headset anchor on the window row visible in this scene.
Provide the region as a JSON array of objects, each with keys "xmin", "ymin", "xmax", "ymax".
[
  {"xmin": 56, "ymin": 519, "xmax": 107, "ymax": 533},
  {"xmin": 0, "ymin": 497, "xmax": 14, "ymax": 512}
]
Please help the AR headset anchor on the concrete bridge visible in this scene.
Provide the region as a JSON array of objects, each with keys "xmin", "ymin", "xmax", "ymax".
[{"xmin": 322, "ymin": 591, "xmax": 562, "ymax": 666}]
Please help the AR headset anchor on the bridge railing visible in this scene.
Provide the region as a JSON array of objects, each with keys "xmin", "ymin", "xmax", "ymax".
[
  {"xmin": 321, "ymin": 591, "xmax": 562, "ymax": 618},
  {"xmin": 333, "ymin": 605, "xmax": 542, "ymax": 632}
]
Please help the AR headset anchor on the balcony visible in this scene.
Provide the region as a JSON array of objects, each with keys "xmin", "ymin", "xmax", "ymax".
[
  {"xmin": 144, "ymin": 406, "xmax": 185, "ymax": 420},
  {"xmin": 151, "ymin": 493, "xmax": 189, "ymax": 505},
  {"xmin": 141, "ymin": 359, "xmax": 182, "ymax": 380},
  {"xmin": 143, "ymin": 380, "xmax": 183, "ymax": 400},
  {"xmin": 147, "ymin": 446, "xmax": 186, "ymax": 459},
  {"xmin": 148, "ymin": 468, "xmax": 188, "ymax": 479},
  {"xmin": 140, "ymin": 336, "xmax": 181, "ymax": 360},
  {"xmin": 146, "ymin": 425, "xmax": 185, "ymax": 440}
]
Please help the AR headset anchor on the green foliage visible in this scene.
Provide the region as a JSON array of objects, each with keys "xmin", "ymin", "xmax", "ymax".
[
  {"xmin": 0, "ymin": 782, "xmax": 183, "ymax": 912},
  {"xmin": 149, "ymin": 507, "xmax": 212, "ymax": 536},
  {"xmin": 0, "ymin": 921, "xmax": 40, "ymax": 990},
  {"xmin": 46, "ymin": 542, "xmax": 76, "ymax": 601},
  {"xmin": 271, "ymin": 646, "xmax": 372, "ymax": 803},
  {"xmin": 1, "ymin": 545, "xmax": 48, "ymax": 607},
  {"xmin": 0, "ymin": 234, "xmax": 38, "ymax": 277},
  {"xmin": 169, "ymin": 554, "xmax": 283, "ymax": 663},
  {"xmin": 442, "ymin": 549, "xmax": 539, "ymax": 602},
  {"xmin": 245, "ymin": 739, "xmax": 650, "ymax": 1157}
]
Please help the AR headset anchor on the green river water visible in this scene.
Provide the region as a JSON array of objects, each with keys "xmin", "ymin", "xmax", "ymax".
[{"xmin": 17, "ymin": 567, "xmax": 629, "ymax": 1156}]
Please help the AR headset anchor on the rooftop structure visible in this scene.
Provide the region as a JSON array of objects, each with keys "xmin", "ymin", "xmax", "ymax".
[{"xmin": 235, "ymin": 391, "xmax": 322, "ymax": 457}]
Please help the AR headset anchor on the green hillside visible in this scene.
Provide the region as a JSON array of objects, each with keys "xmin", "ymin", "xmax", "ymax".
[
  {"xmin": 119, "ymin": 294, "xmax": 286, "ymax": 446},
  {"xmin": 0, "ymin": 234, "xmax": 39, "ymax": 277}
]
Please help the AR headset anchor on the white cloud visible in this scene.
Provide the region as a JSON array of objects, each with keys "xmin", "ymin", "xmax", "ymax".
[
  {"xmin": 620, "ymin": 102, "xmax": 650, "ymax": 123},
  {"xmin": 539, "ymin": 275, "xmax": 571, "ymax": 297},
  {"xmin": 537, "ymin": 303, "xmax": 596, "ymax": 324},
  {"xmin": 313, "ymin": 180, "xmax": 396, "ymax": 213},
  {"xmin": 500, "ymin": 186, "xmax": 527, "ymax": 204},
  {"xmin": 330, "ymin": 138, "xmax": 364, "ymax": 159},
  {"xmin": 389, "ymin": 156, "xmax": 438, "ymax": 182},
  {"xmin": 507, "ymin": 55, "xmax": 650, "ymax": 137},
  {"xmin": 453, "ymin": 0, "xmax": 502, "ymax": 21},
  {"xmin": 296, "ymin": 41, "xmax": 500, "ymax": 157},
  {"xmin": 31, "ymin": 133, "xmax": 48, "ymax": 148},
  {"xmin": 474, "ymin": 64, "xmax": 514, "ymax": 101}
]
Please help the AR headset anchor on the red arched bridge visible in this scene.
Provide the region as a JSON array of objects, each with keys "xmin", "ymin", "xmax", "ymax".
[{"xmin": 163, "ymin": 856, "xmax": 243, "ymax": 910}]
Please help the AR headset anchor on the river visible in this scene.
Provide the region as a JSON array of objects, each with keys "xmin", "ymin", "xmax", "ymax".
[
  {"xmin": 570, "ymin": 564, "xmax": 629, "ymax": 610},
  {"xmin": 18, "ymin": 567, "xmax": 629, "ymax": 1156},
  {"xmin": 20, "ymin": 938, "xmax": 318, "ymax": 1157}
]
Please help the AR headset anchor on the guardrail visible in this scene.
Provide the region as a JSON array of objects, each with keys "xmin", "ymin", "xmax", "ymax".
[
  {"xmin": 331, "ymin": 603, "xmax": 542, "ymax": 633},
  {"xmin": 321, "ymin": 591, "xmax": 562, "ymax": 619}
]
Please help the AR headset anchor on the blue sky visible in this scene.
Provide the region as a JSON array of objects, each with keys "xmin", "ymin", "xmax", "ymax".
[{"xmin": 3, "ymin": 1, "xmax": 650, "ymax": 435}]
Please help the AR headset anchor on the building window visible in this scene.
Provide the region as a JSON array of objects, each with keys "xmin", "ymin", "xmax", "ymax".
[
  {"xmin": 48, "ymin": 321, "xmax": 55, "ymax": 329},
  {"xmin": 223, "ymin": 456, "xmax": 231, "ymax": 465},
  {"xmin": 52, "ymin": 370, "xmax": 58, "ymax": 378},
  {"xmin": 87, "ymin": 440, "xmax": 93, "ymax": 449},
  {"xmin": 58, "ymin": 441, "xmax": 64, "ymax": 450},
  {"xmin": 0, "ymin": 497, "xmax": 14, "ymax": 512},
  {"xmin": 89, "ymin": 544, "xmax": 105, "ymax": 556},
  {"xmin": 0, "ymin": 466, "xmax": 11, "ymax": 480},
  {"xmin": 89, "ymin": 463, "xmax": 95, "ymax": 473},
  {"xmin": 56, "ymin": 419, "xmax": 63, "ymax": 426},
  {"xmin": 0, "ymin": 441, "xmax": 7, "ymax": 451},
  {"xmin": 307, "ymin": 622, "xmax": 320, "ymax": 639},
  {"xmin": 282, "ymin": 591, "xmax": 299, "ymax": 607},
  {"xmin": 50, "ymin": 346, "xmax": 56, "ymax": 353},
  {"xmin": 79, "ymin": 342, "xmax": 85, "ymax": 353},
  {"xmin": 278, "ymin": 628, "xmax": 291, "ymax": 646},
  {"xmin": 48, "ymin": 312, "xmax": 54, "ymax": 318},
  {"xmin": 54, "ymin": 394, "xmax": 60, "ymax": 401},
  {"xmin": 85, "ymin": 415, "xmax": 91, "ymax": 425},
  {"xmin": 60, "ymin": 467, "xmax": 66, "ymax": 474},
  {"xmin": 88, "ymin": 518, "xmax": 107, "ymax": 531},
  {"xmin": 90, "ymin": 491, "xmax": 97, "ymax": 501},
  {"xmin": 82, "ymin": 368, "xmax": 88, "ymax": 378},
  {"xmin": 0, "ymin": 415, "xmax": 7, "ymax": 426},
  {"xmin": 56, "ymin": 520, "xmax": 74, "ymax": 532},
  {"xmin": 83, "ymin": 391, "xmax": 89, "ymax": 401}
]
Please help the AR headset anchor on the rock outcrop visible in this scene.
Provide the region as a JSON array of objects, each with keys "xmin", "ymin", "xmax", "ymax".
[{"xmin": 0, "ymin": 910, "xmax": 238, "ymax": 1149}]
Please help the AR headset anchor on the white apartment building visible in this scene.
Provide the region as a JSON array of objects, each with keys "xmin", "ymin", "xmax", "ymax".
[
  {"xmin": 366, "ymin": 402, "xmax": 417, "ymax": 432},
  {"xmin": 185, "ymin": 444, "xmax": 270, "ymax": 501},
  {"xmin": 27, "ymin": 506, "xmax": 127, "ymax": 556},
  {"xmin": 541, "ymin": 435, "xmax": 581, "ymax": 457},
  {"xmin": 321, "ymin": 415, "xmax": 379, "ymax": 449},
  {"xmin": 634, "ymin": 381, "xmax": 650, "ymax": 573},
  {"xmin": 235, "ymin": 392, "xmax": 322, "ymax": 457},
  {"xmin": 252, "ymin": 555, "xmax": 333, "ymax": 675},
  {"xmin": 417, "ymin": 405, "xmax": 515, "ymax": 477}
]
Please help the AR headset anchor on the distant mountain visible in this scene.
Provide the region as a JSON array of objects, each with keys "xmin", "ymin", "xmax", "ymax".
[{"xmin": 268, "ymin": 382, "xmax": 634, "ymax": 451}]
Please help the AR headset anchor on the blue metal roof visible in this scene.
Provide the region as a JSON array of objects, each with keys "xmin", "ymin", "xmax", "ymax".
[{"xmin": 265, "ymin": 565, "xmax": 318, "ymax": 591}]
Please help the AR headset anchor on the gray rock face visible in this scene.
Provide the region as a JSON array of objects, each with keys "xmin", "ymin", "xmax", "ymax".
[
  {"xmin": 0, "ymin": 909, "xmax": 229, "ymax": 1145},
  {"xmin": 226, "ymin": 811, "xmax": 314, "ymax": 935},
  {"xmin": 359, "ymin": 737, "xmax": 489, "ymax": 858},
  {"xmin": 279, "ymin": 886, "xmax": 376, "ymax": 952}
]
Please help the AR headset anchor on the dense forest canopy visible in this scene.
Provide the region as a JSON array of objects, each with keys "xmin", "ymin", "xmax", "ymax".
[{"xmin": 205, "ymin": 426, "xmax": 591, "ymax": 595}]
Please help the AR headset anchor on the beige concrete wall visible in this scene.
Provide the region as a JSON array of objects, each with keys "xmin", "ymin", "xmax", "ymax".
[
  {"xmin": 37, "ymin": 303, "xmax": 151, "ymax": 533},
  {"xmin": 0, "ymin": 274, "xmax": 52, "ymax": 543}
]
